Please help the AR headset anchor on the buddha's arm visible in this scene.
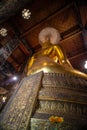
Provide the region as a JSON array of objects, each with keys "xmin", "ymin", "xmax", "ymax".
[
  {"xmin": 54, "ymin": 45, "xmax": 73, "ymax": 68},
  {"xmin": 27, "ymin": 56, "xmax": 35, "ymax": 69}
]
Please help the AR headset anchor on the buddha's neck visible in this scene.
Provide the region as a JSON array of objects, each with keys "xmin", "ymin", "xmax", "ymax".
[{"xmin": 42, "ymin": 41, "xmax": 52, "ymax": 49}]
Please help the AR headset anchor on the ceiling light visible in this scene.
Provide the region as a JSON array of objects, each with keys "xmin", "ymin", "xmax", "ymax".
[
  {"xmin": 84, "ymin": 61, "xmax": 87, "ymax": 69},
  {"xmin": 0, "ymin": 28, "xmax": 7, "ymax": 37},
  {"xmin": 22, "ymin": 9, "xmax": 31, "ymax": 19},
  {"xmin": 2, "ymin": 96, "xmax": 7, "ymax": 103},
  {"xmin": 12, "ymin": 76, "xmax": 18, "ymax": 81}
]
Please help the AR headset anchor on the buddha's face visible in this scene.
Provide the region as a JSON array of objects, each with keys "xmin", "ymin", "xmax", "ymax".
[{"xmin": 40, "ymin": 41, "xmax": 52, "ymax": 49}]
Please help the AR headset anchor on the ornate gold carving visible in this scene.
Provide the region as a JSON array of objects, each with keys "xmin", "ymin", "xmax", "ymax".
[
  {"xmin": 36, "ymin": 100, "xmax": 87, "ymax": 118},
  {"xmin": 0, "ymin": 72, "xmax": 43, "ymax": 130},
  {"xmin": 0, "ymin": 72, "xmax": 87, "ymax": 129},
  {"xmin": 42, "ymin": 73, "xmax": 87, "ymax": 91}
]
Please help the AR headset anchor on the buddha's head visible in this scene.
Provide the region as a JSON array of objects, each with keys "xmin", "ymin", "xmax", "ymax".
[{"xmin": 38, "ymin": 27, "xmax": 61, "ymax": 49}]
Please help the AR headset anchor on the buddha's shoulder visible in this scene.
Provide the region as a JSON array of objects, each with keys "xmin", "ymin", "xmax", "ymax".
[
  {"xmin": 33, "ymin": 50, "xmax": 43, "ymax": 57},
  {"xmin": 52, "ymin": 44, "xmax": 62, "ymax": 49}
]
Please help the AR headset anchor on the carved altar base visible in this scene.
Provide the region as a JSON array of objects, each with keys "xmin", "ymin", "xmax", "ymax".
[{"xmin": 0, "ymin": 71, "xmax": 87, "ymax": 130}]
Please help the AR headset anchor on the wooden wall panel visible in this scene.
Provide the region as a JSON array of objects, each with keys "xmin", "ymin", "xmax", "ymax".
[
  {"xmin": 70, "ymin": 52, "xmax": 87, "ymax": 73},
  {"xmin": 12, "ymin": 47, "xmax": 26, "ymax": 64},
  {"xmin": 79, "ymin": 6, "xmax": 87, "ymax": 27},
  {"xmin": 7, "ymin": 56, "xmax": 19, "ymax": 71},
  {"xmin": 60, "ymin": 32, "xmax": 85, "ymax": 57}
]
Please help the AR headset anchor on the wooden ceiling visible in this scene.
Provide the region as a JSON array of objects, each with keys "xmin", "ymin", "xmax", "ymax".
[{"xmin": 0, "ymin": 0, "xmax": 87, "ymax": 92}]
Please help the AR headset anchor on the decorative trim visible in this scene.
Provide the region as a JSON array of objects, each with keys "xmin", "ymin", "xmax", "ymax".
[{"xmin": 0, "ymin": 72, "xmax": 43, "ymax": 130}]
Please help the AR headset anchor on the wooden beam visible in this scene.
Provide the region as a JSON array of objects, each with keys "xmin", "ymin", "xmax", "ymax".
[
  {"xmin": 61, "ymin": 25, "xmax": 81, "ymax": 39},
  {"xmin": 60, "ymin": 30, "xmax": 82, "ymax": 43},
  {"xmin": 69, "ymin": 50, "xmax": 87, "ymax": 60},
  {"xmin": 19, "ymin": 43, "xmax": 30, "ymax": 56},
  {"xmin": 11, "ymin": 54, "xmax": 20, "ymax": 66}
]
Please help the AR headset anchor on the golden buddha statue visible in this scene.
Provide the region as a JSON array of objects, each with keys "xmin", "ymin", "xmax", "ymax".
[
  {"xmin": 0, "ymin": 27, "xmax": 87, "ymax": 130},
  {"xmin": 27, "ymin": 27, "xmax": 87, "ymax": 79}
]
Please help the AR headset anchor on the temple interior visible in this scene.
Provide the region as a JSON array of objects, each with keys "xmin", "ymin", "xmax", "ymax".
[{"xmin": 0, "ymin": 0, "xmax": 87, "ymax": 130}]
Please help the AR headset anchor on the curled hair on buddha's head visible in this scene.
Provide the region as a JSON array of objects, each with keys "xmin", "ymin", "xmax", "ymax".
[{"xmin": 38, "ymin": 27, "xmax": 61, "ymax": 45}]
